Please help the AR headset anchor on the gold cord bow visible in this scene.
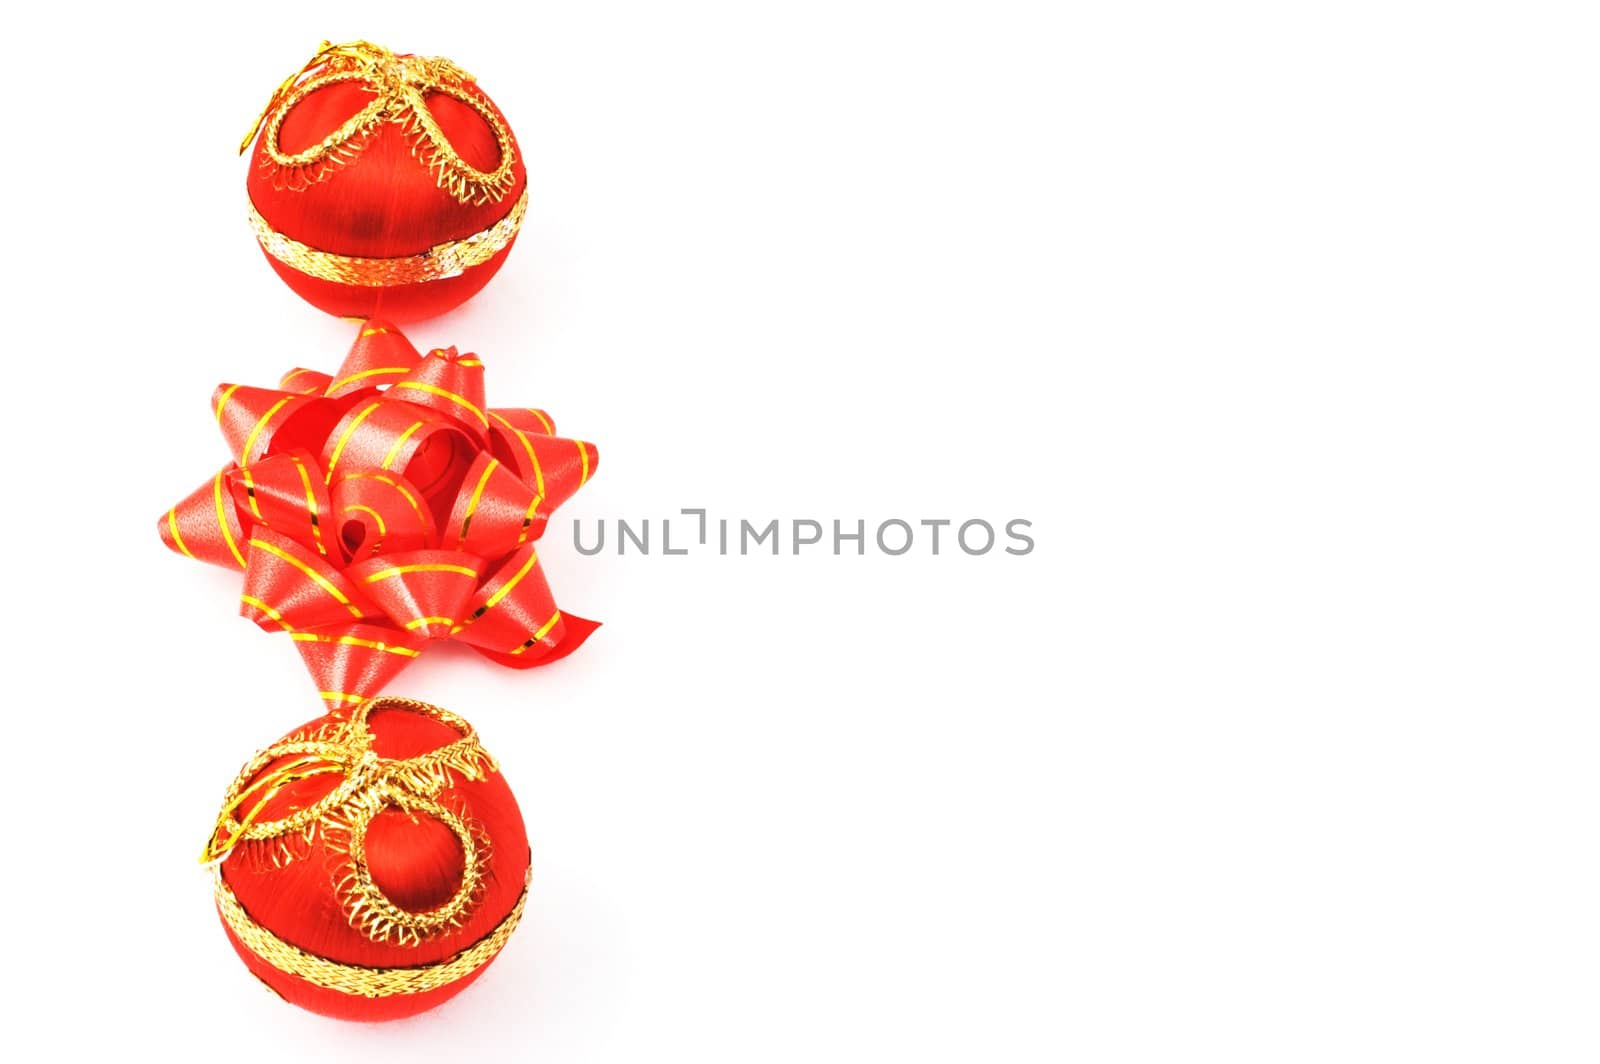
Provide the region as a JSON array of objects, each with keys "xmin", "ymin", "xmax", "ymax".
[
  {"xmin": 202, "ymin": 696, "xmax": 498, "ymax": 946},
  {"xmin": 242, "ymin": 40, "xmax": 518, "ymax": 206}
]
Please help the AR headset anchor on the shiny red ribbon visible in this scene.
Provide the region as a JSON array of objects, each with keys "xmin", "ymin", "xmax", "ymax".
[{"xmin": 158, "ymin": 320, "xmax": 599, "ymax": 710}]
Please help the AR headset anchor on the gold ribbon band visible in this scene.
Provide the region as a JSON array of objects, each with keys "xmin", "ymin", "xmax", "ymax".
[
  {"xmin": 215, "ymin": 867, "xmax": 530, "ymax": 998},
  {"xmin": 248, "ymin": 189, "xmax": 528, "ymax": 287}
]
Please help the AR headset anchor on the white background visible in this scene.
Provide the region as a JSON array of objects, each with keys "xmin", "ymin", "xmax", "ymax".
[{"xmin": 3, "ymin": 1, "xmax": 1595, "ymax": 1060}]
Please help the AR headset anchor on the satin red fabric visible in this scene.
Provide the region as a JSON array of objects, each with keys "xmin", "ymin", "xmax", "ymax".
[
  {"xmin": 159, "ymin": 320, "xmax": 599, "ymax": 707},
  {"xmin": 248, "ymin": 68, "xmax": 527, "ymax": 320},
  {"xmin": 221, "ymin": 703, "xmax": 529, "ymax": 1020}
]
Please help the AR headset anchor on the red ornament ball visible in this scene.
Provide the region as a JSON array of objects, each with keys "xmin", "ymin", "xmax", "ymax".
[
  {"xmin": 243, "ymin": 41, "xmax": 528, "ymax": 322},
  {"xmin": 204, "ymin": 696, "xmax": 531, "ymax": 1020}
]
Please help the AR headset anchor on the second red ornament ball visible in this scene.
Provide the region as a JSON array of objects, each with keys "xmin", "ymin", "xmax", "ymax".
[
  {"xmin": 243, "ymin": 40, "xmax": 528, "ymax": 321},
  {"xmin": 204, "ymin": 696, "xmax": 531, "ymax": 1020}
]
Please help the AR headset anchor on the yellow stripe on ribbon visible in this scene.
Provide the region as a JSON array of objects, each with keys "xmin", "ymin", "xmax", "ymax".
[
  {"xmin": 239, "ymin": 396, "xmax": 293, "ymax": 466},
  {"xmin": 342, "ymin": 503, "xmax": 388, "ymax": 551},
  {"xmin": 404, "ymin": 616, "xmax": 456, "ymax": 631},
  {"xmin": 343, "ymin": 472, "xmax": 428, "ymax": 531},
  {"xmin": 279, "ymin": 367, "xmax": 320, "ymax": 393},
  {"xmin": 489, "ymin": 411, "xmax": 543, "ymax": 495},
  {"xmin": 325, "ymin": 400, "xmax": 383, "ymax": 483},
  {"xmin": 214, "ymin": 471, "xmax": 246, "ymax": 569},
  {"xmin": 381, "ymin": 421, "xmax": 425, "ymax": 470},
  {"xmin": 453, "ymin": 549, "xmax": 542, "ymax": 634},
  {"xmin": 214, "ymin": 384, "xmax": 243, "ymax": 424},
  {"xmin": 249, "ymin": 537, "xmax": 363, "ymax": 618},
  {"xmin": 240, "ymin": 594, "xmax": 294, "ymax": 631},
  {"xmin": 456, "ymin": 460, "xmax": 498, "ymax": 546},
  {"xmin": 238, "ymin": 465, "xmax": 264, "ymax": 521},
  {"xmin": 509, "ymin": 609, "xmax": 562, "ymax": 655},
  {"xmin": 290, "ymin": 455, "xmax": 327, "ymax": 556},
  {"xmin": 166, "ymin": 508, "xmax": 197, "ymax": 560},
  {"xmin": 528, "ymin": 408, "xmax": 554, "ymax": 434},
  {"xmin": 392, "ymin": 381, "xmax": 488, "ymax": 427},
  {"xmin": 577, "ymin": 440, "xmax": 590, "ymax": 485},
  {"xmin": 320, "ymin": 691, "xmax": 367, "ymax": 706},
  {"xmin": 329, "ymin": 366, "xmax": 412, "ymax": 393},
  {"xmin": 291, "ymin": 633, "xmax": 420, "ymax": 657},
  {"xmin": 515, "ymin": 493, "xmax": 543, "ymax": 547},
  {"xmin": 482, "ymin": 550, "xmax": 539, "ymax": 615},
  {"xmin": 363, "ymin": 563, "xmax": 478, "ymax": 583}
]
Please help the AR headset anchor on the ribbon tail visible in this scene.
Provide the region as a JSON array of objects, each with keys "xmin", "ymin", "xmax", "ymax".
[{"xmin": 471, "ymin": 613, "xmax": 601, "ymax": 670}]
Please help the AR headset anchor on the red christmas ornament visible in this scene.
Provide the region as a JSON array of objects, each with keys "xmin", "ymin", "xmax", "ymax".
[
  {"xmin": 203, "ymin": 696, "xmax": 530, "ymax": 1020},
  {"xmin": 242, "ymin": 40, "xmax": 527, "ymax": 321}
]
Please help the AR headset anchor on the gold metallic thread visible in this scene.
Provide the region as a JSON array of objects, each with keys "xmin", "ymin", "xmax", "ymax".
[
  {"xmin": 243, "ymin": 40, "xmax": 518, "ymax": 206},
  {"xmin": 248, "ymin": 189, "xmax": 528, "ymax": 288},
  {"xmin": 243, "ymin": 40, "xmax": 525, "ymax": 286},
  {"xmin": 214, "ymin": 869, "xmax": 530, "ymax": 999},
  {"xmin": 203, "ymin": 697, "xmax": 503, "ymax": 948}
]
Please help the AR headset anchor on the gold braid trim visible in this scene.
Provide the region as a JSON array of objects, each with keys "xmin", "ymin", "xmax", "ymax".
[
  {"xmin": 244, "ymin": 40, "xmax": 518, "ymax": 206},
  {"xmin": 248, "ymin": 188, "xmax": 528, "ymax": 288},
  {"xmin": 215, "ymin": 867, "xmax": 531, "ymax": 998},
  {"xmin": 203, "ymin": 696, "xmax": 503, "ymax": 947}
]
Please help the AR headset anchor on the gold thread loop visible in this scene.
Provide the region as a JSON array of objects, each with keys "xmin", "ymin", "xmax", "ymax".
[
  {"xmin": 202, "ymin": 696, "xmax": 500, "ymax": 946},
  {"xmin": 240, "ymin": 40, "xmax": 355, "ymax": 155},
  {"xmin": 336, "ymin": 789, "xmax": 485, "ymax": 944},
  {"xmin": 243, "ymin": 39, "xmax": 517, "ymax": 206}
]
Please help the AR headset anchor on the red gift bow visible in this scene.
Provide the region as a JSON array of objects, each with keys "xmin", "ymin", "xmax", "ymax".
[{"xmin": 158, "ymin": 320, "xmax": 599, "ymax": 710}]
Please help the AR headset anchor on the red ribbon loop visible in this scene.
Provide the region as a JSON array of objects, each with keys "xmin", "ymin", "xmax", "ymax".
[{"xmin": 159, "ymin": 320, "xmax": 600, "ymax": 709}]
